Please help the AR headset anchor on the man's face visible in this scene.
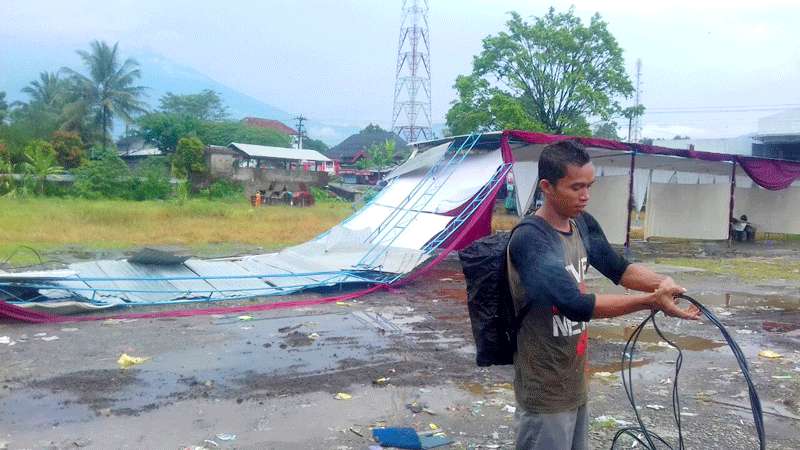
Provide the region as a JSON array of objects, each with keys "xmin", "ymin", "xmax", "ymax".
[{"xmin": 542, "ymin": 163, "xmax": 595, "ymax": 218}]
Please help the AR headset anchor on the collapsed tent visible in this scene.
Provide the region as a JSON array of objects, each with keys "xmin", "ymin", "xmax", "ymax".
[
  {"xmin": 2, "ymin": 130, "xmax": 800, "ymax": 321},
  {"xmin": 0, "ymin": 134, "xmax": 511, "ymax": 317}
]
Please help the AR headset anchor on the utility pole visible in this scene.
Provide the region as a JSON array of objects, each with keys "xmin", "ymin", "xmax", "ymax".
[
  {"xmin": 391, "ymin": 0, "xmax": 432, "ymax": 143},
  {"xmin": 627, "ymin": 59, "xmax": 643, "ymax": 143},
  {"xmin": 294, "ymin": 115, "xmax": 307, "ymax": 149}
]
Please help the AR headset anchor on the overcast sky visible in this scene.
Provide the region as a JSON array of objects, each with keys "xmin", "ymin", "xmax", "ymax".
[{"xmin": 2, "ymin": 0, "xmax": 799, "ymax": 139}]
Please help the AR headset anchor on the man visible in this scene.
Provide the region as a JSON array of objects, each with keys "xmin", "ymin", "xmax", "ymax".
[{"xmin": 507, "ymin": 141, "xmax": 700, "ymax": 450}]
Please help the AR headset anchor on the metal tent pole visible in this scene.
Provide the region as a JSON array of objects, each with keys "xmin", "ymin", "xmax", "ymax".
[{"xmin": 624, "ymin": 150, "xmax": 637, "ymax": 257}]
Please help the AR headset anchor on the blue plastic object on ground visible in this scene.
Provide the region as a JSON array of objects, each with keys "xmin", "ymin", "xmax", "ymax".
[{"xmin": 372, "ymin": 427, "xmax": 422, "ymax": 449}]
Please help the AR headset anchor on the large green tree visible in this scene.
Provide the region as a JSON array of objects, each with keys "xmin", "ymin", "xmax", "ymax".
[
  {"xmin": 159, "ymin": 90, "xmax": 228, "ymax": 121},
  {"xmin": 62, "ymin": 41, "xmax": 148, "ymax": 148},
  {"xmin": 447, "ymin": 8, "xmax": 633, "ymax": 136},
  {"xmin": 137, "ymin": 112, "xmax": 202, "ymax": 153}
]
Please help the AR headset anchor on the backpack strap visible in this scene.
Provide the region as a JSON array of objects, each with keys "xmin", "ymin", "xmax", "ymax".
[
  {"xmin": 574, "ymin": 213, "xmax": 592, "ymax": 254},
  {"xmin": 506, "ymin": 218, "xmax": 538, "ymax": 331}
]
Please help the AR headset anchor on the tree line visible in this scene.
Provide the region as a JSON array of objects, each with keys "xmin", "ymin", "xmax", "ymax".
[{"xmin": 0, "ymin": 40, "xmax": 325, "ymax": 200}]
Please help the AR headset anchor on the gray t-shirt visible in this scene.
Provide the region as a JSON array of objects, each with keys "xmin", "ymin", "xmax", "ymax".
[{"xmin": 508, "ymin": 220, "xmax": 589, "ymax": 413}]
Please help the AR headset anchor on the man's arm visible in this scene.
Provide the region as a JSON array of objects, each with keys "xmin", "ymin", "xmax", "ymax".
[
  {"xmin": 620, "ymin": 263, "xmax": 676, "ymax": 293},
  {"xmin": 592, "ymin": 288, "xmax": 700, "ymax": 320}
]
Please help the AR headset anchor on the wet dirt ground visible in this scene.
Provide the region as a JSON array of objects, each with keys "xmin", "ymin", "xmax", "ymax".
[{"xmin": 1, "ymin": 241, "xmax": 800, "ymax": 449}]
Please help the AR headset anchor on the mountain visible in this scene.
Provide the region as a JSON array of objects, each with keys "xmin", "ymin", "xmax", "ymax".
[{"xmin": 0, "ymin": 38, "xmax": 359, "ymax": 145}]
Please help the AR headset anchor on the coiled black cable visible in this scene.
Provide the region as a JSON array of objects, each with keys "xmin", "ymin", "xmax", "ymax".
[{"xmin": 610, "ymin": 294, "xmax": 765, "ymax": 449}]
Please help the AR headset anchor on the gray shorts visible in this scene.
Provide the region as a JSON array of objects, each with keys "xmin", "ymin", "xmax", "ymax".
[{"xmin": 513, "ymin": 403, "xmax": 589, "ymax": 450}]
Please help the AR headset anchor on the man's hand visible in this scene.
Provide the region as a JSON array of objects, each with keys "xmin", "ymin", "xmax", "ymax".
[
  {"xmin": 658, "ymin": 277, "xmax": 686, "ymax": 296},
  {"xmin": 651, "ymin": 285, "xmax": 701, "ymax": 320}
]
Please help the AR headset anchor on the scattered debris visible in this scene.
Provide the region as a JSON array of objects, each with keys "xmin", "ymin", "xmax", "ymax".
[
  {"xmin": 117, "ymin": 353, "xmax": 149, "ymax": 369},
  {"xmin": 771, "ymin": 375, "xmax": 792, "ymax": 380},
  {"xmin": 349, "ymin": 427, "xmax": 364, "ymax": 437},
  {"xmin": 646, "ymin": 404, "xmax": 665, "ymax": 411},
  {"xmin": 41, "ymin": 335, "xmax": 59, "ymax": 341},
  {"xmin": 407, "ymin": 401, "xmax": 426, "ymax": 414},
  {"xmin": 428, "ymin": 423, "xmax": 439, "ymax": 431},
  {"xmin": 373, "ymin": 377, "xmax": 391, "ymax": 387},
  {"xmin": 34, "ymin": 332, "xmax": 47, "ymax": 337},
  {"xmin": 237, "ymin": 315, "xmax": 253, "ymax": 321},
  {"xmin": 501, "ymin": 405, "xmax": 516, "ymax": 414},
  {"xmin": 758, "ymin": 350, "xmax": 782, "ymax": 359},
  {"xmin": 308, "ymin": 332, "xmax": 320, "ymax": 340},
  {"xmin": 593, "ymin": 371, "xmax": 615, "ymax": 378},
  {"xmin": 736, "ymin": 329, "xmax": 754, "ymax": 335},
  {"xmin": 0, "ymin": 336, "xmax": 11, "ymax": 345},
  {"xmin": 334, "ymin": 392, "xmax": 352, "ymax": 400},
  {"xmin": 202, "ymin": 439, "xmax": 219, "ymax": 447},
  {"xmin": 594, "ymin": 415, "xmax": 632, "ymax": 427},
  {"xmin": 215, "ymin": 433, "xmax": 236, "ymax": 441}
]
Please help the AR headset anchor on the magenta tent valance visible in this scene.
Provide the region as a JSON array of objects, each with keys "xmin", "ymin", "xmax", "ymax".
[{"xmin": 503, "ymin": 130, "xmax": 800, "ymax": 191}]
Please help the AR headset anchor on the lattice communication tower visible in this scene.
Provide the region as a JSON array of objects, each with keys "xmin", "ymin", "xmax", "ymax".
[{"xmin": 391, "ymin": 0, "xmax": 433, "ymax": 143}]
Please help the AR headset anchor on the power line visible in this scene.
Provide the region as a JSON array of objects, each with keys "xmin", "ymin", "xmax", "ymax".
[{"xmin": 647, "ymin": 104, "xmax": 800, "ymax": 114}]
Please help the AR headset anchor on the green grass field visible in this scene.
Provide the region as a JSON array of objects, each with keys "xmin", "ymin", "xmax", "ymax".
[
  {"xmin": 656, "ymin": 257, "xmax": 800, "ymax": 282},
  {"xmin": 0, "ymin": 198, "xmax": 352, "ymax": 267}
]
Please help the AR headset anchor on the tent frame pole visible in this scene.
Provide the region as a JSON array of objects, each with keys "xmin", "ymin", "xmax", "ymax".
[
  {"xmin": 728, "ymin": 162, "xmax": 737, "ymax": 246},
  {"xmin": 624, "ymin": 150, "xmax": 637, "ymax": 257}
]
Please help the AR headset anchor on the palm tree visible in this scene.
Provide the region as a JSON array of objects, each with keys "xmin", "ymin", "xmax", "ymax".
[
  {"xmin": 22, "ymin": 72, "xmax": 67, "ymax": 108},
  {"xmin": 62, "ymin": 41, "xmax": 147, "ymax": 149}
]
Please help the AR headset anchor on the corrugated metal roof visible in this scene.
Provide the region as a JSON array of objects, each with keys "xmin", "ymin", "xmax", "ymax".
[{"xmin": 229, "ymin": 143, "xmax": 331, "ymax": 162}]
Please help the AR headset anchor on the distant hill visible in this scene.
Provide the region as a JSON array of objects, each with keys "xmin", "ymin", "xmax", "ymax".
[{"xmin": 0, "ymin": 37, "xmax": 359, "ymax": 145}]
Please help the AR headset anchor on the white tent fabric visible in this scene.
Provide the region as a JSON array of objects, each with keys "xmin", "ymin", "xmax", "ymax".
[
  {"xmin": 375, "ymin": 149, "xmax": 503, "ymax": 213},
  {"xmin": 645, "ymin": 183, "xmax": 731, "ymax": 240},
  {"xmin": 584, "ymin": 175, "xmax": 629, "ymax": 245},
  {"xmin": 734, "ymin": 185, "xmax": 800, "ymax": 234}
]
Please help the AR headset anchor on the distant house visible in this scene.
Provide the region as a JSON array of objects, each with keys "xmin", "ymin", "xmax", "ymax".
[
  {"xmin": 326, "ymin": 124, "xmax": 408, "ymax": 174},
  {"xmin": 116, "ymin": 136, "xmax": 163, "ymax": 168},
  {"xmin": 241, "ymin": 117, "xmax": 298, "ymax": 136},
  {"xmin": 226, "ymin": 143, "xmax": 333, "ymax": 173},
  {"xmin": 205, "ymin": 143, "xmax": 333, "ymax": 198}
]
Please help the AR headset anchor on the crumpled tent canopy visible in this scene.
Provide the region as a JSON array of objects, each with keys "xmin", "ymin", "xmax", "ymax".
[{"xmin": 0, "ymin": 135, "xmax": 510, "ymax": 316}]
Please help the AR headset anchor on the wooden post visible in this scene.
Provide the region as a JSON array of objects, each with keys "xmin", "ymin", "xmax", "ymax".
[
  {"xmin": 728, "ymin": 162, "xmax": 737, "ymax": 245},
  {"xmin": 624, "ymin": 150, "xmax": 637, "ymax": 257}
]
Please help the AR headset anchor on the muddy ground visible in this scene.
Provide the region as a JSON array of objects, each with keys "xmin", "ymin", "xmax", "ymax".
[{"xmin": 1, "ymin": 240, "xmax": 799, "ymax": 449}]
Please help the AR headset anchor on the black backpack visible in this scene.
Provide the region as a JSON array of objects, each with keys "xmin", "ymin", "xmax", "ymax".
[
  {"xmin": 458, "ymin": 222, "xmax": 532, "ymax": 367},
  {"xmin": 459, "ymin": 215, "xmax": 594, "ymax": 367}
]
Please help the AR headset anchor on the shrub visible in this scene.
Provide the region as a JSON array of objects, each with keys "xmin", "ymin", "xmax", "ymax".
[
  {"xmin": 73, "ymin": 147, "xmax": 132, "ymax": 199},
  {"xmin": 206, "ymin": 179, "xmax": 243, "ymax": 200},
  {"xmin": 132, "ymin": 157, "xmax": 171, "ymax": 200}
]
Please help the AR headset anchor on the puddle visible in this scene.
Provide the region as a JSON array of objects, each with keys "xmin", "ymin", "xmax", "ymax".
[
  {"xmin": 0, "ymin": 312, "xmax": 399, "ymax": 429},
  {"xmin": 588, "ymin": 358, "xmax": 651, "ymax": 375},
  {"xmin": 459, "ymin": 381, "xmax": 514, "ymax": 396},
  {"xmin": 590, "ymin": 325, "xmax": 725, "ymax": 351}
]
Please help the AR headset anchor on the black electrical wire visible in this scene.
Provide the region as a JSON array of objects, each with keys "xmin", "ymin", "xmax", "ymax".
[{"xmin": 610, "ymin": 294, "xmax": 765, "ymax": 450}]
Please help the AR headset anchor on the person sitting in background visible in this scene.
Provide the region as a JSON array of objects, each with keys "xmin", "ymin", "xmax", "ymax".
[{"xmin": 732, "ymin": 214, "xmax": 756, "ymax": 242}]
